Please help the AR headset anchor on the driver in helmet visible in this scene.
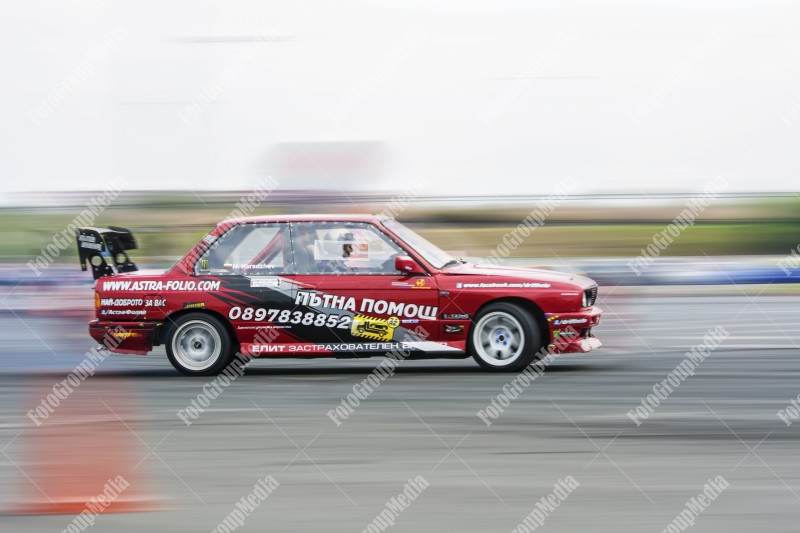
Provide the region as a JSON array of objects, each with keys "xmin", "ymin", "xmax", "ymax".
[{"xmin": 322, "ymin": 229, "xmax": 356, "ymax": 273}]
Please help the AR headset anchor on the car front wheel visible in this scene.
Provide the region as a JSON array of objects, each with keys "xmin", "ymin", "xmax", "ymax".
[
  {"xmin": 468, "ymin": 302, "xmax": 543, "ymax": 372},
  {"xmin": 166, "ymin": 313, "xmax": 235, "ymax": 376}
]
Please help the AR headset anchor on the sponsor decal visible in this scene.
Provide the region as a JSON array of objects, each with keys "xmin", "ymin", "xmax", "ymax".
[
  {"xmin": 295, "ymin": 290, "xmax": 438, "ymax": 320},
  {"xmin": 313, "ymin": 240, "xmax": 370, "ymax": 261},
  {"xmin": 401, "ymin": 318, "xmax": 420, "ymax": 324},
  {"xmin": 111, "ymin": 331, "xmax": 143, "ymax": 339},
  {"xmin": 103, "ymin": 309, "xmax": 146, "ymax": 316},
  {"xmin": 351, "ymin": 315, "xmax": 399, "ymax": 342},
  {"xmin": 250, "ymin": 277, "xmax": 281, "ymax": 288},
  {"xmin": 183, "ymin": 301, "xmax": 205, "ymax": 309},
  {"xmin": 553, "ymin": 330, "xmax": 577, "ymax": 340},
  {"xmin": 251, "ymin": 341, "xmax": 453, "ymax": 354},
  {"xmin": 103, "ymin": 280, "xmax": 221, "ymax": 292},
  {"xmin": 362, "ymin": 476, "xmax": 430, "ymax": 532},
  {"xmin": 224, "ymin": 263, "xmax": 275, "ymax": 271},
  {"xmin": 455, "ymin": 282, "xmax": 551, "ymax": 289},
  {"xmin": 200, "ymin": 258, "xmax": 209, "ymax": 270},
  {"xmin": 228, "ymin": 306, "xmax": 352, "ymax": 329},
  {"xmin": 78, "ymin": 233, "xmax": 103, "ymax": 251},
  {"xmin": 443, "ymin": 313, "xmax": 470, "ymax": 320},
  {"xmin": 554, "ymin": 318, "xmax": 587, "ymax": 326},
  {"xmin": 295, "ymin": 290, "xmax": 357, "ymax": 312},
  {"xmin": 548, "ymin": 315, "xmax": 587, "ymax": 326},
  {"xmin": 100, "ymin": 298, "xmax": 143, "ymax": 307},
  {"xmin": 443, "ymin": 324, "xmax": 464, "ymax": 334},
  {"xmin": 391, "ymin": 278, "xmax": 432, "ymax": 289},
  {"xmin": 144, "ymin": 298, "xmax": 166, "ymax": 307}
]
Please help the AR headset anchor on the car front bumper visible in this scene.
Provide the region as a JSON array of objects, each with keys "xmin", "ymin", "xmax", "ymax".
[{"xmin": 546, "ymin": 307, "xmax": 602, "ymax": 354}]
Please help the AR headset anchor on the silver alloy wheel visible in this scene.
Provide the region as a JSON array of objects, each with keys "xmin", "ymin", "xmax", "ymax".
[
  {"xmin": 171, "ymin": 319, "xmax": 222, "ymax": 371},
  {"xmin": 473, "ymin": 311, "xmax": 525, "ymax": 366}
]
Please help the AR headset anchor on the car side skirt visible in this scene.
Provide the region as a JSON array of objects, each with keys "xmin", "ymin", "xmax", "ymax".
[{"xmin": 242, "ymin": 340, "xmax": 466, "ymax": 357}]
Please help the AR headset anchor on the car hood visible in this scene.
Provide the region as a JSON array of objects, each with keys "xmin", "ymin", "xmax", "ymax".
[{"xmin": 443, "ymin": 263, "xmax": 595, "ymax": 289}]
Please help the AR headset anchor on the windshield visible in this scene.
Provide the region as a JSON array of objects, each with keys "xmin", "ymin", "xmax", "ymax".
[{"xmin": 382, "ymin": 220, "xmax": 456, "ymax": 269}]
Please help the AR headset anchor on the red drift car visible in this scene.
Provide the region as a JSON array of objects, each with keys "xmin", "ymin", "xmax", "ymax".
[{"xmin": 78, "ymin": 215, "xmax": 601, "ymax": 375}]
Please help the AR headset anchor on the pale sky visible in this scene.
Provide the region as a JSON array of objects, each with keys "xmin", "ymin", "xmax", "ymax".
[{"xmin": 1, "ymin": 0, "xmax": 799, "ymax": 197}]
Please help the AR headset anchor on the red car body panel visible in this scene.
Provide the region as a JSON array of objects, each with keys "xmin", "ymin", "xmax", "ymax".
[{"xmin": 88, "ymin": 215, "xmax": 602, "ymax": 358}]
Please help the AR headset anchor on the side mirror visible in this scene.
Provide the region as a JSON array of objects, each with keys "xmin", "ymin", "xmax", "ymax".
[{"xmin": 395, "ymin": 255, "xmax": 425, "ymax": 275}]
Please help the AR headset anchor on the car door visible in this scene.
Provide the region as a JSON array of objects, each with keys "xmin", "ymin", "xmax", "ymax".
[
  {"xmin": 194, "ymin": 222, "xmax": 299, "ymax": 348},
  {"xmin": 285, "ymin": 221, "xmax": 441, "ymax": 355}
]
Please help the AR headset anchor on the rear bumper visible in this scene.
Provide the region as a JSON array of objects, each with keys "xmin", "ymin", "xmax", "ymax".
[
  {"xmin": 89, "ymin": 319, "xmax": 158, "ymax": 355},
  {"xmin": 546, "ymin": 307, "xmax": 602, "ymax": 354}
]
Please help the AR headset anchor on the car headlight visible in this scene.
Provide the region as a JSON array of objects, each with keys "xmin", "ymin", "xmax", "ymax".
[{"xmin": 581, "ymin": 291, "xmax": 588, "ymax": 308}]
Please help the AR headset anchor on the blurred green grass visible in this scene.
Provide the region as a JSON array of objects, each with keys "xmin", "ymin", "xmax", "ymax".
[{"xmin": 2, "ymin": 204, "xmax": 798, "ymax": 265}]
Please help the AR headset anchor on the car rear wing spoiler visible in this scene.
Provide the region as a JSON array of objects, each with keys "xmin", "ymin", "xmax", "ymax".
[{"xmin": 77, "ymin": 226, "xmax": 139, "ymax": 280}]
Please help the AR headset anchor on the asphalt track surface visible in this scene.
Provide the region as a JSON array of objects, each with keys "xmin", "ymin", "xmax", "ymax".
[{"xmin": 1, "ymin": 292, "xmax": 799, "ymax": 532}]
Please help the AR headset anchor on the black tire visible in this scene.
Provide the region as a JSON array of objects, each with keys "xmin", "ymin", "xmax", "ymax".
[
  {"xmin": 166, "ymin": 313, "xmax": 235, "ymax": 376},
  {"xmin": 468, "ymin": 302, "xmax": 543, "ymax": 372}
]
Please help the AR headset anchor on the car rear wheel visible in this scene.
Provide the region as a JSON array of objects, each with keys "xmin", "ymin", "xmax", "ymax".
[
  {"xmin": 468, "ymin": 302, "xmax": 543, "ymax": 372},
  {"xmin": 166, "ymin": 313, "xmax": 234, "ymax": 376}
]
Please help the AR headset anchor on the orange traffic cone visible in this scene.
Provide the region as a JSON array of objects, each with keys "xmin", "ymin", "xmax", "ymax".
[{"xmin": 7, "ymin": 376, "xmax": 161, "ymax": 515}]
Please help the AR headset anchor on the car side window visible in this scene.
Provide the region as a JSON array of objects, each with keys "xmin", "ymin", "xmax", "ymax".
[
  {"xmin": 290, "ymin": 222, "xmax": 404, "ymax": 275},
  {"xmin": 197, "ymin": 223, "xmax": 292, "ymax": 275}
]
